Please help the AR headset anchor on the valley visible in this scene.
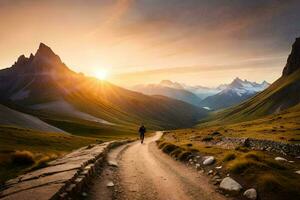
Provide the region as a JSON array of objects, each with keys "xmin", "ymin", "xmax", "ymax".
[
  {"xmin": 1, "ymin": 1, "xmax": 300, "ymax": 200},
  {"xmin": 1, "ymin": 37, "xmax": 300, "ymax": 200}
]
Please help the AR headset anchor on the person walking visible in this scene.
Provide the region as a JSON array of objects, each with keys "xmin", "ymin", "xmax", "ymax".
[{"xmin": 138, "ymin": 124, "xmax": 146, "ymax": 144}]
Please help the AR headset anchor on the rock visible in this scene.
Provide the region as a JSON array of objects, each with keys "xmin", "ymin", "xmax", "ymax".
[
  {"xmin": 81, "ymin": 192, "xmax": 88, "ymax": 197},
  {"xmin": 219, "ymin": 177, "xmax": 242, "ymax": 192},
  {"xmin": 282, "ymin": 37, "xmax": 300, "ymax": 76},
  {"xmin": 266, "ymin": 147, "xmax": 272, "ymax": 151},
  {"xmin": 195, "ymin": 163, "xmax": 201, "ymax": 169},
  {"xmin": 208, "ymin": 170, "xmax": 213, "ymax": 175},
  {"xmin": 203, "ymin": 156, "xmax": 215, "ymax": 165},
  {"xmin": 275, "ymin": 157, "xmax": 287, "ymax": 161},
  {"xmin": 295, "ymin": 170, "xmax": 300, "ymax": 175},
  {"xmin": 215, "ymin": 166, "xmax": 222, "ymax": 169},
  {"xmin": 107, "ymin": 181, "xmax": 114, "ymax": 187},
  {"xmin": 211, "ymin": 175, "xmax": 222, "ymax": 185},
  {"xmin": 288, "ymin": 160, "xmax": 295, "ymax": 163},
  {"xmin": 108, "ymin": 160, "xmax": 118, "ymax": 167},
  {"xmin": 243, "ymin": 188, "xmax": 257, "ymax": 200}
]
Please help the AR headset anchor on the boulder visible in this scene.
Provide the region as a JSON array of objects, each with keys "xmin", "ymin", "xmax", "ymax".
[
  {"xmin": 219, "ymin": 177, "xmax": 242, "ymax": 192},
  {"xmin": 243, "ymin": 188, "xmax": 257, "ymax": 200},
  {"xmin": 203, "ymin": 156, "xmax": 215, "ymax": 165}
]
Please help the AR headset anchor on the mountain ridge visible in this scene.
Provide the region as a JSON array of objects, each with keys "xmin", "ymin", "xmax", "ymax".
[
  {"xmin": 199, "ymin": 78, "xmax": 270, "ymax": 110},
  {"xmin": 0, "ymin": 43, "xmax": 207, "ymax": 131},
  {"xmin": 199, "ymin": 37, "xmax": 300, "ymax": 125}
]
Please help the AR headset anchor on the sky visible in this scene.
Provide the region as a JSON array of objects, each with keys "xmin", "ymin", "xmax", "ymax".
[{"xmin": 0, "ymin": 0, "xmax": 300, "ymax": 87}]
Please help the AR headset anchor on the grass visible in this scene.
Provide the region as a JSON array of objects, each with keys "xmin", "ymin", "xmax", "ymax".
[
  {"xmin": 160, "ymin": 131, "xmax": 300, "ymax": 200},
  {"xmin": 202, "ymin": 136, "xmax": 214, "ymax": 142},
  {"xmin": 223, "ymin": 153, "xmax": 236, "ymax": 162},
  {"xmin": 193, "ymin": 108, "xmax": 300, "ymax": 143},
  {"xmin": 0, "ymin": 119, "xmax": 139, "ymax": 186},
  {"xmin": 0, "ymin": 125, "xmax": 98, "ymax": 185},
  {"xmin": 11, "ymin": 151, "xmax": 35, "ymax": 165},
  {"xmin": 43, "ymin": 118, "xmax": 136, "ymax": 140}
]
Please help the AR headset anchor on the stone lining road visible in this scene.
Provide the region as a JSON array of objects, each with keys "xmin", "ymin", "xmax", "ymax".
[{"xmin": 88, "ymin": 132, "xmax": 226, "ymax": 200}]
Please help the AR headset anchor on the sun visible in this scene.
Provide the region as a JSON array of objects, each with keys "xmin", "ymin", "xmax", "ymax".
[{"xmin": 95, "ymin": 69, "xmax": 108, "ymax": 80}]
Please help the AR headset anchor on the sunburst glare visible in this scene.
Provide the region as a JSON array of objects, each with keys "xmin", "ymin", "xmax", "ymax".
[{"xmin": 95, "ymin": 69, "xmax": 108, "ymax": 80}]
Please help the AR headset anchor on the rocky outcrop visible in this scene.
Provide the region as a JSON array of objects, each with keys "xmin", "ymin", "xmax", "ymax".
[
  {"xmin": 244, "ymin": 138, "xmax": 300, "ymax": 156},
  {"xmin": 215, "ymin": 137, "xmax": 300, "ymax": 157},
  {"xmin": 0, "ymin": 140, "xmax": 130, "ymax": 200},
  {"xmin": 283, "ymin": 37, "xmax": 300, "ymax": 76}
]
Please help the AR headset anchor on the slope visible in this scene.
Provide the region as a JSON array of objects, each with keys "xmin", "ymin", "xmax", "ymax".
[
  {"xmin": 0, "ymin": 43, "xmax": 207, "ymax": 131},
  {"xmin": 198, "ymin": 37, "xmax": 300, "ymax": 125},
  {"xmin": 0, "ymin": 104, "xmax": 66, "ymax": 133}
]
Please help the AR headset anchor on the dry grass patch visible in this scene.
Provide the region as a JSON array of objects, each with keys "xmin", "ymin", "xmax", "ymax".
[
  {"xmin": 11, "ymin": 151, "xmax": 35, "ymax": 166},
  {"xmin": 222, "ymin": 153, "xmax": 236, "ymax": 162}
]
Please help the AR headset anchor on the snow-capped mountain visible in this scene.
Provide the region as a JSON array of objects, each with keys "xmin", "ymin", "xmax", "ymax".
[
  {"xmin": 199, "ymin": 78, "xmax": 270, "ymax": 110},
  {"xmin": 132, "ymin": 78, "xmax": 270, "ymax": 110},
  {"xmin": 221, "ymin": 78, "xmax": 270, "ymax": 96}
]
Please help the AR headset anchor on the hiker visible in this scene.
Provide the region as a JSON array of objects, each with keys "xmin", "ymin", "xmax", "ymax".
[{"xmin": 138, "ymin": 124, "xmax": 146, "ymax": 144}]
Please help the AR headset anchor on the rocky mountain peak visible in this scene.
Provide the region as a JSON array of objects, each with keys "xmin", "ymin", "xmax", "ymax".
[
  {"xmin": 8, "ymin": 43, "xmax": 69, "ymax": 75},
  {"xmin": 282, "ymin": 37, "xmax": 300, "ymax": 76},
  {"xmin": 29, "ymin": 42, "xmax": 65, "ymax": 73},
  {"xmin": 230, "ymin": 77, "xmax": 244, "ymax": 87},
  {"xmin": 34, "ymin": 43, "xmax": 60, "ymax": 61},
  {"xmin": 16, "ymin": 55, "xmax": 27, "ymax": 63}
]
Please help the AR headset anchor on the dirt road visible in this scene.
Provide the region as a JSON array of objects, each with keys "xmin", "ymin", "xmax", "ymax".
[{"xmin": 88, "ymin": 132, "xmax": 226, "ymax": 200}]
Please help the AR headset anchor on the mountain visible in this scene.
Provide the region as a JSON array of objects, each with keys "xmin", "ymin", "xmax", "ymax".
[
  {"xmin": 132, "ymin": 80, "xmax": 202, "ymax": 106},
  {"xmin": 199, "ymin": 78, "xmax": 270, "ymax": 110},
  {"xmin": 0, "ymin": 43, "xmax": 208, "ymax": 131},
  {"xmin": 200, "ymin": 37, "xmax": 300, "ymax": 125}
]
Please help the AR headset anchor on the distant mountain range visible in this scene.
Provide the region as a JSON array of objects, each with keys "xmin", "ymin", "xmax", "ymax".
[
  {"xmin": 132, "ymin": 78, "xmax": 270, "ymax": 110},
  {"xmin": 0, "ymin": 43, "xmax": 207, "ymax": 134},
  {"xmin": 200, "ymin": 37, "xmax": 300, "ymax": 125},
  {"xmin": 132, "ymin": 81, "xmax": 203, "ymax": 106},
  {"xmin": 199, "ymin": 78, "xmax": 270, "ymax": 110}
]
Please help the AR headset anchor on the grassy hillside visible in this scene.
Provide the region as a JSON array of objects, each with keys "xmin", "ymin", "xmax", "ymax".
[
  {"xmin": 160, "ymin": 105, "xmax": 300, "ymax": 200},
  {"xmin": 158, "ymin": 132, "xmax": 300, "ymax": 200},
  {"xmin": 0, "ymin": 104, "xmax": 65, "ymax": 133},
  {"xmin": 0, "ymin": 124, "xmax": 136, "ymax": 185},
  {"xmin": 196, "ymin": 105, "xmax": 300, "ymax": 142}
]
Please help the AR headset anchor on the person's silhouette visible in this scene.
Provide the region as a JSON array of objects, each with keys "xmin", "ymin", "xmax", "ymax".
[{"xmin": 138, "ymin": 125, "xmax": 146, "ymax": 144}]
